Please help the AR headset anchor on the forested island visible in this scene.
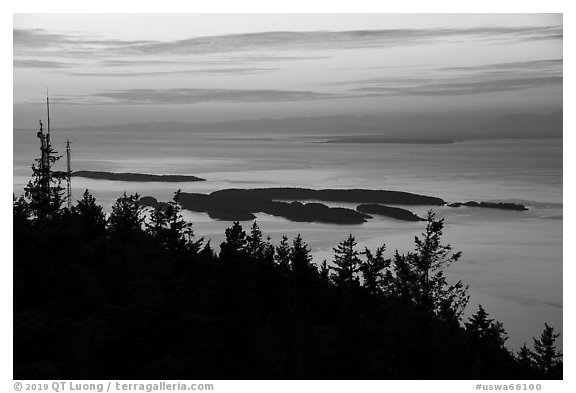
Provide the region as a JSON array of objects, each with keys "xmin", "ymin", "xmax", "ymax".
[
  {"xmin": 140, "ymin": 188, "xmax": 444, "ymax": 224},
  {"xmin": 72, "ymin": 170, "xmax": 206, "ymax": 182},
  {"xmin": 211, "ymin": 187, "xmax": 446, "ymax": 205},
  {"xmin": 141, "ymin": 194, "xmax": 371, "ymax": 224},
  {"xmin": 13, "ymin": 146, "xmax": 561, "ymax": 380}
]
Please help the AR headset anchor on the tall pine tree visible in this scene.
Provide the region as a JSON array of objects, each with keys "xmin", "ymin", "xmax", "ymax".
[
  {"xmin": 331, "ymin": 234, "xmax": 361, "ymax": 288},
  {"xmin": 290, "ymin": 234, "xmax": 316, "ymax": 281},
  {"xmin": 24, "ymin": 120, "xmax": 66, "ymax": 220},
  {"xmin": 392, "ymin": 211, "xmax": 469, "ymax": 321},
  {"xmin": 360, "ymin": 245, "xmax": 390, "ymax": 295}
]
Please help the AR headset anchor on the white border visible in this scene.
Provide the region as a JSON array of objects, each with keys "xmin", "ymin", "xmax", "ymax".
[{"xmin": 3, "ymin": 2, "xmax": 572, "ymax": 391}]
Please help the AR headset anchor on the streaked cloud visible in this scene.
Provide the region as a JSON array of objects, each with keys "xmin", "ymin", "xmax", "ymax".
[
  {"xmin": 97, "ymin": 55, "xmax": 326, "ymax": 67},
  {"xmin": 335, "ymin": 58, "xmax": 562, "ymax": 97},
  {"xmin": 13, "ymin": 28, "xmax": 154, "ymax": 48},
  {"xmin": 12, "ymin": 16, "xmax": 563, "ymax": 124},
  {"xmin": 14, "ymin": 26, "xmax": 562, "ymax": 59},
  {"xmin": 443, "ymin": 59, "xmax": 562, "ymax": 73},
  {"xmin": 14, "ymin": 59, "xmax": 75, "ymax": 68},
  {"xmin": 19, "ymin": 88, "xmax": 336, "ymax": 105},
  {"xmin": 63, "ymin": 68, "xmax": 279, "ymax": 77},
  {"xmin": 352, "ymin": 76, "xmax": 562, "ymax": 96}
]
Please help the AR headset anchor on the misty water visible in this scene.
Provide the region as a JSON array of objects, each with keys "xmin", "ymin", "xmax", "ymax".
[{"xmin": 13, "ymin": 129, "xmax": 562, "ymax": 350}]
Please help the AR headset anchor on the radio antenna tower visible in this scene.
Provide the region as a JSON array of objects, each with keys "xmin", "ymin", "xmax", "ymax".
[
  {"xmin": 46, "ymin": 88, "xmax": 51, "ymax": 145},
  {"xmin": 66, "ymin": 139, "xmax": 72, "ymax": 209}
]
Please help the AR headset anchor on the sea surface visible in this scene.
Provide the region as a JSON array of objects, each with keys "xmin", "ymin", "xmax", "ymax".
[{"xmin": 13, "ymin": 128, "xmax": 563, "ymax": 350}]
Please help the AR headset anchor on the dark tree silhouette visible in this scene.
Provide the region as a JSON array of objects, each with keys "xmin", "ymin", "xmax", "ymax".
[
  {"xmin": 274, "ymin": 235, "xmax": 291, "ymax": 274},
  {"xmin": 72, "ymin": 190, "xmax": 107, "ymax": 234},
  {"xmin": 290, "ymin": 234, "xmax": 316, "ymax": 281},
  {"xmin": 319, "ymin": 260, "xmax": 330, "ymax": 284},
  {"xmin": 465, "ymin": 305, "xmax": 508, "ymax": 349},
  {"xmin": 147, "ymin": 191, "xmax": 201, "ymax": 253},
  {"xmin": 13, "ymin": 194, "xmax": 31, "ymax": 224},
  {"xmin": 532, "ymin": 323, "xmax": 563, "ymax": 378},
  {"xmin": 219, "ymin": 221, "xmax": 248, "ymax": 261},
  {"xmin": 246, "ymin": 222, "xmax": 274, "ymax": 263},
  {"xmin": 516, "ymin": 343, "xmax": 536, "ymax": 373},
  {"xmin": 23, "ymin": 124, "xmax": 66, "ymax": 220},
  {"xmin": 108, "ymin": 193, "xmax": 144, "ymax": 237},
  {"xmin": 331, "ymin": 234, "xmax": 362, "ymax": 288},
  {"xmin": 360, "ymin": 245, "xmax": 390, "ymax": 295},
  {"xmin": 392, "ymin": 211, "xmax": 469, "ymax": 322}
]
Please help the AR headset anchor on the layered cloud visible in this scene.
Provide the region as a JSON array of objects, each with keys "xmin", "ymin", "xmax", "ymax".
[
  {"xmin": 15, "ymin": 56, "xmax": 562, "ymax": 106},
  {"xmin": 62, "ymin": 68, "xmax": 278, "ymax": 77},
  {"xmin": 339, "ymin": 59, "xmax": 562, "ymax": 97},
  {"xmin": 13, "ymin": 22, "xmax": 562, "ymax": 115},
  {"xmin": 14, "ymin": 59, "xmax": 75, "ymax": 68},
  {"xmin": 14, "ymin": 25, "xmax": 562, "ymax": 59},
  {"xmin": 352, "ymin": 76, "xmax": 561, "ymax": 96},
  {"xmin": 19, "ymin": 88, "xmax": 335, "ymax": 105},
  {"xmin": 96, "ymin": 56, "xmax": 325, "ymax": 67}
]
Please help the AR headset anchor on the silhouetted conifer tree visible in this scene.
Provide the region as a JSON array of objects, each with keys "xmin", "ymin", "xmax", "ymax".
[
  {"xmin": 391, "ymin": 250, "xmax": 418, "ymax": 302},
  {"xmin": 108, "ymin": 193, "xmax": 144, "ymax": 237},
  {"xmin": 13, "ymin": 194, "xmax": 31, "ymax": 223},
  {"xmin": 199, "ymin": 241, "xmax": 217, "ymax": 262},
  {"xmin": 147, "ymin": 191, "xmax": 201, "ymax": 253},
  {"xmin": 360, "ymin": 245, "xmax": 390, "ymax": 295},
  {"xmin": 331, "ymin": 234, "xmax": 361, "ymax": 288},
  {"xmin": 465, "ymin": 305, "xmax": 508, "ymax": 349},
  {"xmin": 23, "ymin": 133, "xmax": 65, "ymax": 220},
  {"xmin": 219, "ymin": 221, "xmax": 248, "ymax": 261},
  {"xmin": 275, "ymin": 235, "xmax": 291, "ymax": 274},
  {"xmin": 290, "ymin": 234, "xmax": 316, "ymax": 281},
  {"xmin": 72, "ymin": 189, "xmax": 106, "ymax": 235},
  {"xmin": 246, "ymin": 222, "xmax": 274, "ymax": 263},
  {"xmin": 532, "ymin": 323, "xmax": 562, "ymax": 377},
  {"xmin": 320, "ymin": 260, "xmax": 330, "ymax": 284},
  {"xmin": 516, "ymin": 343, "xmax": 536, "ymax": 372},
  {"xmin": 393, "ymin": 211, "xmax": 469, "ymax": 321}
]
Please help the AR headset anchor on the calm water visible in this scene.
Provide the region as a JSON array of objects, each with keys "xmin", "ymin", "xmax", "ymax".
[{"xmin": 13, "ymin": 128, "xmax": 563, "ymax": 350}]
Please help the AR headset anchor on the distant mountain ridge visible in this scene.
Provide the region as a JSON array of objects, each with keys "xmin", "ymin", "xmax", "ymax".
[{"xmin": 14, "ymin": 110, "xmax": 562, "ymax": 140}]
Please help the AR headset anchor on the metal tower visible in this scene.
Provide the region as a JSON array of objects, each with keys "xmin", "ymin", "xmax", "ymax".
[
  {"xmin": 46, "ymin": 89, "xmax": 51, "ymax": 146},
  {"xmin": 66, "ymin": 139, "xmax": 72, "ymax": 209}
]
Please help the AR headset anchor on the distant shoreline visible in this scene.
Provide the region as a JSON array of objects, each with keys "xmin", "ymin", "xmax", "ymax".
[
  {"xmin": 448, "ymin": 201, "xmax": 528, "ymax": 211},
  {"xmin": 72, "ymin": 170, "xmax": 206, "ymax": 182},
  {"xmin": 321, "ymin": 137, "xmax": 456, "ymax": 144}
]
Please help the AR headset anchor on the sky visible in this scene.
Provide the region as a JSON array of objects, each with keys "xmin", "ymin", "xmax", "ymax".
[{"xmin": 13, "ymin": 13, "xmax": 563, "ymax": 128}]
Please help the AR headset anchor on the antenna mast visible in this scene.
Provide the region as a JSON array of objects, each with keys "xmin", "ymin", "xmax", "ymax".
[
  {"xmin": 46, "ymin": 88, "xmax": 51, "ymax": 146},
  {"xmin": 66, "ymin": 139, "xmax": 72, "ymax": 209}
]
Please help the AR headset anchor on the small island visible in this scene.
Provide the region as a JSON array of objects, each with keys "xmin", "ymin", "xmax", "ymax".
[
  {"xmin": 448, "ymin": 201, "xmax": 528, "ymax": 211},
  {"xmin": 356, "ymin": 204, "xmax": 425, "ymax": 221},
  {"xmin": 72, "ymin": 170, "xmax": 206, "ymax": 182}
]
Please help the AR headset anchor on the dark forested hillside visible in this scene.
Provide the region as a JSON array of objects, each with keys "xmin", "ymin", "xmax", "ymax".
[{"xmin": 13, "ymin": 146, "xmax": 562, "ymax": 380}]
